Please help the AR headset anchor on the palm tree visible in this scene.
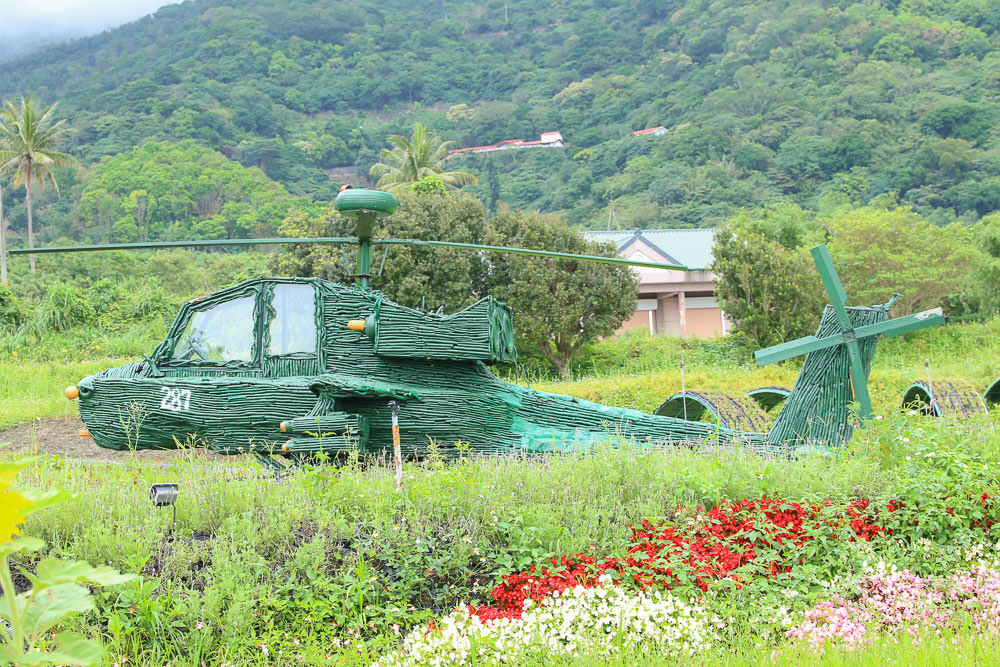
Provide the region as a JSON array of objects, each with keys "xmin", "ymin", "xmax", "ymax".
[
  {"xmin": 0, "ymin": 97, "xmax": 74, "ymax": 272},
  {"xmin": 369, "ymin": 122, "xmax": 477, "ymax": 194}
]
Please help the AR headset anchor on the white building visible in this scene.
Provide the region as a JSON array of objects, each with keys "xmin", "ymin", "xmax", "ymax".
[{"xmin": 583, "ymin": 229, "xmax": 728, "ymax": 337}]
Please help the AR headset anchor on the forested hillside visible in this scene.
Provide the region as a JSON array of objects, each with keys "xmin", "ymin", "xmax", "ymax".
[{"xmin": 0, "ymin": 0, "xmax": 998, "ymax": 240}]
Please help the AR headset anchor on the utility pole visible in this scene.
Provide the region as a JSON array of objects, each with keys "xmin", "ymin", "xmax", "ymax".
[
  {"xmin": 606, "ymin": 200, "xmax": 620, "ymax": 231},
  {"xmin": 0, "ymin": 182, "xmax": 7, "ymax": 285}
]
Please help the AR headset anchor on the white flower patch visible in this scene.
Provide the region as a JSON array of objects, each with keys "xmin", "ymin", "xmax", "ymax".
[
  {"xmin": 962, "ymin": 541, "xmax": 1000, "ymax": 570},
  {"xmin": 373, "ymin": 577, "xmax": 718, "ymax": 666}
]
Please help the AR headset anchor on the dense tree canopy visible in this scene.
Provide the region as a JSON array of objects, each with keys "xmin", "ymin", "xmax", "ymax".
[
  {"xmin": 713, "ymin": 202, "xmax": 995, "ymax": 344},
  {"xmin": 826, "ymin": 207, "xmax": 981, "ymax": 315},
  {"xmin": 711, "ymin": 228, "xmax": 825, "ymax": 347},
  {"xmin": 0, "ymin": 0, "xmax": 997, "ymax": 232},
  {"xmin": 272, "ymin": 190, "xmax": 489, "ymax": 311},
  {"xmin": 483, "ymin": 207, "xmax": 638, "ymax": 378},
  {"xmin": 77, "ymin": 141, "xmax": 299, "ymax": 243}
]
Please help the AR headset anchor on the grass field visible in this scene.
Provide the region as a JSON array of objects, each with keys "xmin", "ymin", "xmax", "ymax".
[
  {"xmin": 3, "ymin": 318, "xmax": 1000, "ymax": 431},
  {"xmin": 4, "ymin": 413, "xmax": 1000, "ymax": 664},
  {"xmin": 3, "ymin": 322, "xmax": 1000, "ymax": 664}
]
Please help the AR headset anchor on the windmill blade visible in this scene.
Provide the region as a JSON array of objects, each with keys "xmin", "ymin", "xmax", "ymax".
[
  {"xmin": 810, "ymin": 245, "xmax": 853, "ymax": 331},
  {"xmin": 374, "ymin": 239, "xmax": 687, "ymax": 270},
  {"xmin": 7, "ymin": 238, "xmax": 359, "ymax": 255},
  {"xmin": 844, "ymin": 337, "xmax": 874, "ymax": 419},
  {"xmin": 754, "ymin": 333, "xmax": 845, "ymax": 367},
  {"xmin": 853, "ymin": 307, "xmax": 944, "ymax": 340}
]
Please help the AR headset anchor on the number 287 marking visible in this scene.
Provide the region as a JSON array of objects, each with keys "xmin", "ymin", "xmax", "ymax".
[{"xmin": 159, "ymin": 387, "xmax": 192, "ymax": 412}]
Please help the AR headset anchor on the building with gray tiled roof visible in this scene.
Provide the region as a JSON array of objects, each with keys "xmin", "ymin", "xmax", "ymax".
[{"xmin": 582, "ymin": 229, "xmax": 729, "ymax": 337}]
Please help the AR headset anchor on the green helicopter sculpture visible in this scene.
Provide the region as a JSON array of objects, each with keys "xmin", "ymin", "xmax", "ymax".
[{"xmin": 12, "ymin": 189, "xmax": 944, "ymax": 461}]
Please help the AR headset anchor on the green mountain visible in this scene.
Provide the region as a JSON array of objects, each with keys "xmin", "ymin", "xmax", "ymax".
[{"xmin": 0, "ymin": 0, "xmax": 998, "ymax": 241}]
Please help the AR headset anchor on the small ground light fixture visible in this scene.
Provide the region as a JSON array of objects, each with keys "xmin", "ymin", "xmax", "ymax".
[{"xmin": 150, "ymin": 482, "xmax": 179, "ymax": 526}]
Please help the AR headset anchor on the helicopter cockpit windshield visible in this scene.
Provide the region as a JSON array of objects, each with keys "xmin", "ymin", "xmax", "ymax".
[
  {"xmin": 268, "ymin": 283, "xmax": 316, "ymax": 357},
  {"xmin": 171, "ymin": 296, "xmax": 255, "ymax": 363}
]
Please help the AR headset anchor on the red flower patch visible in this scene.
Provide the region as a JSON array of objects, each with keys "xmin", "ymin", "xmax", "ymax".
[{"xmin": 470, "ymin": 492, "xmax": 997, "ymax": 623}]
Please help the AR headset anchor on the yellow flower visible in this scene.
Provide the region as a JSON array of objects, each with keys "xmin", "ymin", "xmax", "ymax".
[{"xmin": 0, "ymin": 473, "xmax": 30, "ymax": 542}]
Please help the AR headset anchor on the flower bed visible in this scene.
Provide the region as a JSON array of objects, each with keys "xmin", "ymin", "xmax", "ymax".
[
  {"xmin": 788, "ymin": 563, "xmax": 1000, "ymax": 649},
  {"xmin": 471, "ymin": 494, "xmax": 897, "ymax": 621},
  {"xmin": 380, "ymin": 487, "xmax": 1000, "ymax": 664},
  {"xmin": 375, "ymin": 578, "xmax": 718, "ymax": 666}
]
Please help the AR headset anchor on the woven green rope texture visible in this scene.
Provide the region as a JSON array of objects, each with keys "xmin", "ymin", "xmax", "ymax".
[
  {"xmin": 900, "ymin": 380, "xmax": 987, "ymax": 418},
  {"xmin": 71, "ymin": 275, "xmax": 916, "ymax": 460},
  {"xmin": 73, "ymin": 277, "xmax": 772, "ymax": 457},
  {"xmin": 64, "ymin": 238, "xmax": 946, "ymax": 460},
  {"xmin": 652, "ymin": 391, "xmax": 771, "ymax": 433}
]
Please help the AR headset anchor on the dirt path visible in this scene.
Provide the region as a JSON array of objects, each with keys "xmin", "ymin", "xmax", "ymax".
[{"xmin": 0, "ymin": 416, "xmax": 181, "ymax": 462}]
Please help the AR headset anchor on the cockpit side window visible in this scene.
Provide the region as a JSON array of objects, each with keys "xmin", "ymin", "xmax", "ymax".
[
  {"xmin": 170, "ymin": 296, "xmax": 256, "ymax": 363},
  {"xmin": 268, "ymin": 283, "xmax": 317, "ymax": 357}
]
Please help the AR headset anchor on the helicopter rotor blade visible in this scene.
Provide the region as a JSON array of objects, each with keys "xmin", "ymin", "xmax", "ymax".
[
  {"xmin": 9, "ymin": 237, "xmax": 689, "ymax": 271},
  {"xmin": 6, "ymin": 238, "xmax": 360, "ymax": 254},
  {"xmin": 373, "ymin": 238, "xmax": 687, "ymax": 270}
]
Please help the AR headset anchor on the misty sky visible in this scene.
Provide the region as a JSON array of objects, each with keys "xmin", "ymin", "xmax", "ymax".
[{"xmin": 0, "ymin": 0, "xmax": 180, "ymax": 58}]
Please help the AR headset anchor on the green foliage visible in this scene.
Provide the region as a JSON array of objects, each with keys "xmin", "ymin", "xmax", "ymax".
[
  {"xmin": 6, "ymin": 408, "xmax": 1000, "ymax": 662},
  {"xmin": 33, "ymin": 283, "xmax": 95, "ymax": 333},
  {"xmin": 0, "ymin": 249, "xmax": 269, "ymax": 386},
  {"xmin": 273, "ymin": 191, "xmax": 488, "ymax": 311},
  {"xmin": 369, "ymin": 123, "xmax": 477, "ymax": 194},
  {"xmin": 0, "ymin": 283, "xmax": 25, "ymax": 329},
  {"xmin": 409, "ymin": 174, "xmax": 448, "ymax": 196},
  {"xmin": 1, "ymin": 457, "xmax": 133, "ymax": 665},
  {"xmin": 715, "ymin": 202, "xmax": 989, "ymax": 342},
  {"xmin": 273, "ymin": 193, "xmax": 636, "ymax": 376},
  {"xmin": 0, "ymin": 96, "xmax": 74, "ymax": 271},
  {"xmin": 483, "ymin": 207, "xmax": 638, "ymax": 378},
  {"xmin": 0, "ymin": 0, "xmax": 997, "ymax": 228},
  {"xmin": 826, "ymin": 206, "xmax": 982, "ymax": 315},
  {"xmin": 77, "ymin": 141, "xmax": 298, "ymax": 243},
  {"xmin": 0, "ymin": 97, "xmax": 73, "ymax": 194},
  {"xmin": 711, "ymin": 227, "xmax": 825, "ymax": 347},
  {"xmin": 728, "ymin": 202, "xmax": 823, "ymax": 249}
]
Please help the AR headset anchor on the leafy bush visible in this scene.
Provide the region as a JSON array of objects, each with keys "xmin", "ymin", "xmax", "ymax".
[
  {"xmin": 32, "ymin": 283, "xmax": 95, "ymax": 333},
  {"xmin": 0, "ymin": 283, "xmax": 25, "ymax": 330}
]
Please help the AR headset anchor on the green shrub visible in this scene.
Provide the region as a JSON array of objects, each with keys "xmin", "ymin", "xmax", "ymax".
[
  {"xmin": 32, "ymin": 283, "xmax": 96, "ymax": 333},
  {"xmin": 0, "ymin": 283, "xmax": 25, "ymax": 330}
]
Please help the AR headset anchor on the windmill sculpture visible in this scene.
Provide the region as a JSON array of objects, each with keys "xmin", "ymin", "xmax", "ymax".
[{"xmin": 753, "ymin": 245, "xmax": 944, "ymax": 448}]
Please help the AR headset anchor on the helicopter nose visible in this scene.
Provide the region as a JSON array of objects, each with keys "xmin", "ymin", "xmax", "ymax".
[{"xmin": 73, "ymin": 376, "xmax": 97, "ymax": 399}]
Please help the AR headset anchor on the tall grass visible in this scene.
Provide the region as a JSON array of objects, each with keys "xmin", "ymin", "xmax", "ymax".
[
  {"xmin": 562, "ymin": 319, "xmax": 1000, "ymax": 384},
  {"xmin": 0, "ymin": 357, "xmax": 134, "ymax": 428},
  {"xmin": 5, "ymin": 412, "xmax": 999, "ymax": 663}
]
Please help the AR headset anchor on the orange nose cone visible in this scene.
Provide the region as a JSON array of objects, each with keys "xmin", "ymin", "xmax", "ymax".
[
  {"xmin": 280, "ymin": 421, "xmax": 288, "ymax": 432},
  {"xmin": 78, "ymin": 428, "xmax": 91, "ymax": 438},
  {"xmin": 65, "ymin": 385, "xmax": 79, "ymax": 400},
  {"xmin": 347, "ymin": 319, "xmax": 366, "ymax": 332}
]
